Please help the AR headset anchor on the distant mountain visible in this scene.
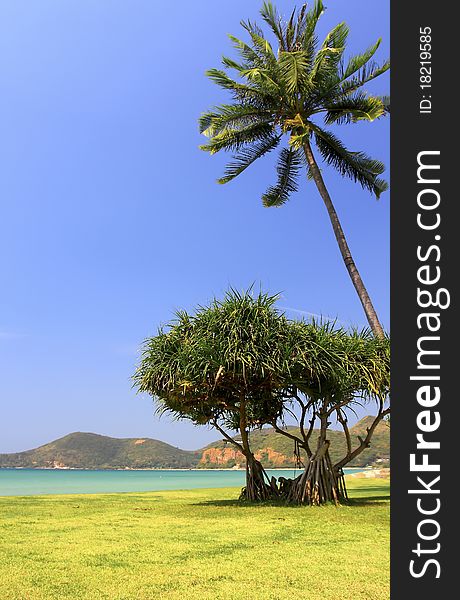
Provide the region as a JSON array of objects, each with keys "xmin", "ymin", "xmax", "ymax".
[
  {"xmin": 199, "ymin": 416, "xmax": 390, "ymax": 469},
  {"xmin": 0, "ymin": 433, "xmax": 200, "ymax": 470},
  {"xmin": 0, "ymin": 417, "xmax": 389, "ymax": 470}
]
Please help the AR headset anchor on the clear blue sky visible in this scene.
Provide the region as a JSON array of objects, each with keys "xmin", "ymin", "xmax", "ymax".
[{"xmin": 0, "ymin": 1, "xmax": 389, "ymax": 453}]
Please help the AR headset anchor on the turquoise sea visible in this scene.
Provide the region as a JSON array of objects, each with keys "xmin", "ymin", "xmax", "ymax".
[{"xmin": 0, "ymin": 467, "xmax": 363, "ymax": 497}]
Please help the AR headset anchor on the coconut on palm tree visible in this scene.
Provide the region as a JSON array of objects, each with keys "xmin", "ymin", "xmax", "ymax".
[{"xmin": 199, "ymin": 1, "xmax": 389, "ymax": 336}]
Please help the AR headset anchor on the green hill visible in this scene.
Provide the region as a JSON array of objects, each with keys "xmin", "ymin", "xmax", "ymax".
[
  {"xmin": 199, "ymin": 416, "xmax": 390, "ymax": 469},
  {"xmin": 0, "ymin": 433, "xmax": 200, "ymax": 469},
  {"xmin": 0, "ymin": 417, "xmax": 389, "ymax": 470}
]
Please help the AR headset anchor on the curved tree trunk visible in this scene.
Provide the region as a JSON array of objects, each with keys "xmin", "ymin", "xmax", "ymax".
[
  {"xmin": 303, "ymin": 141, "xmax": 384, "ymax": 338},
  {"xmin": 240, "ymin": 451, "xmax": 275, "ymax": 502},
  {"xmin": 238, "ymin": 400, "xmax": 277, "ymax": 502},
  {"xmin": 213, "ymin": 416, "xmax": 276, "ymax": 502}
]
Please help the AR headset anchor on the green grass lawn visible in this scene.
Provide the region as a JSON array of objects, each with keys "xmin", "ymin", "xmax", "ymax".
[{"xmin": 0, "ymin": 478, "xmax": 389, "ymax": 600}]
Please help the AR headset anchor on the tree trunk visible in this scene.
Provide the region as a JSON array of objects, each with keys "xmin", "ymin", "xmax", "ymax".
[
  {"xmin": 240, "ymin": 452, "xmax": 276, "ymax": 502},
  {"xmin": 303, "ymin": 140, "xmax": 384, "ymax": 338},
  {"xmin": 281, "ymin": 403, "xmax": 348, "ymax": 505},
  {"xmin": 238, "ymin": 399, "xmax": 277, "ymax": 501},
  {"xmin": 284, "ymin": 441, "xmax": 347, "ymax": 505}
]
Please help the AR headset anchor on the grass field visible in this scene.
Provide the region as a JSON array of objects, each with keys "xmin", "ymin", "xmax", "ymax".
[{"xmin": 0, "ymin": 478, "xmax": 390, "ymax": 600}]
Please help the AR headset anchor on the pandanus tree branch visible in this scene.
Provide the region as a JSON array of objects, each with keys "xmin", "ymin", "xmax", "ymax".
[
  {"xmin": 336, "ymin": 408, "xmax": 352, "ymax": 457},
  {"xmin": 212, "ymin": 419, "xmax": 245, "ymax": 454},
  {"xmin": 271, "ymin": 389, "xmax": 318, "ymax": 458},
  {"xmin": 334, "ymin": 398, "xmax": 390, "ymax": 470}
]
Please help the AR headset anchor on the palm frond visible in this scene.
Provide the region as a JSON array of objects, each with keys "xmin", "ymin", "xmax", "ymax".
[
  {"xmin": 311, "ymin": 124, "xmax": 388, "ymax": 198},
  {"xmin": 221, "ymin": 55, "xmax": 247, "ymax": 72},
  {"xmin": 340, "ymin": 39, "xmax": 381, "ymax": 81},
  {"xmin": 321, "ymin": 93, "xmax": 386, "ymax": 125},
  {"xmin": 303, "ymin": 0, "xmax": 325, "ymax": 44},
  {"xmin": 228, "ymin": 34, "xmax": 263, "ymax": 66},
  {"xmin": 199, "ymin": 104, "xmax": 273, "ymax": 137},
  {"xmin": 205, "ymin": 68, "xmax": 242, "ymax": 91},
  {"xmin": 238, "ymin": 67, "xmax": 280, "ymax": 93},
  {"xmin": 297, "ymin": 1, "xmax": 324, "ymax": 67},
  {"xmin": 339, "ymin": 59, "xmax": 390, "ymax": 96},
  {"xmin": 285, "ymin": 7, "xmax": 298, "ymax": 50},
  {"xmin": 200, "ymin": 122, "xmax": 274, "ymax": 155},
  {"xmin": 310, "ymin": 22, "xmax": 349, "ymax": 85},
  {"xmin": 218, "ymin": 134, "xmax": 281, "ymax": 184},
  {"xmin": 324, "ymin": 22, "xmax": 349, "ymax": 53},
  {"xmin": 380, "ymin": 95, "xmax": 390, "ymax": 114},
  {"xmin": 205, "ymin": 68, "xmax": 273, "ymax": 107},
  {"xmin": 200, "ymin": 2, "xmax": 389, "ymax": 196},
  {"xmin": 262, "ymin": 147, "xmax": 302, "ymax": 207},
  {"xmin": 241, "ymin": 20, "xmax": 277, "ymax": 65},
  {"xmin": 278, "ymin": 51, "xmax": 311, "ymax": 95},
  {"xmin": 260, "ymin": 2, "xmax": 286, "ymax": 50}
]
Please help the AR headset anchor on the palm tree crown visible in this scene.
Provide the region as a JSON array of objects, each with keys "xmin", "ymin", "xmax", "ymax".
[
  {"xmin": 199, "ymin": 1, "xmax": 389, "ymax": 337},
  {"xmin": 199, "ymin": 0, "xmax": 389, "ymax": 206}
]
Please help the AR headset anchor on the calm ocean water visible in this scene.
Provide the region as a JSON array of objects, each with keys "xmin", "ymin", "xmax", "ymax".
[{"xmin": 0, "ymin": 468, "xmax": 363, "ymax": 497}]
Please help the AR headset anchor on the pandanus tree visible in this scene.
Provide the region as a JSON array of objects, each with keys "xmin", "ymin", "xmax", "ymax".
[
  {"xmin": 133, "ymin": 289, "xmax": 390, "ymax": 505},
  {"xmin": 132, "ymin": 289, "xmax": 298, "ymax": 501},
  {"xmin": 199, "ymin": 1, "xmax": 390, "ymax": 337},
  {"xmin": 274, "ymin": 325, "xmax": 390, "ymax": 504}
]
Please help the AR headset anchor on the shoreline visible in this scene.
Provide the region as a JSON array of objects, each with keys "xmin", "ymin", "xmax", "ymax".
[
  {"xmin": 0, "ymin": 467, "xmax": 384, "ymax": 497},
  {"xmin": 0, "ymin": 466, "xmax": 371, "ymax": 472}
]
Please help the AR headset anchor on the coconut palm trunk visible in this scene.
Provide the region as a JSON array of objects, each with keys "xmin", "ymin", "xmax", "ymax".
[
  {"xmin": 303, "ymin": 141, "xmax": 384, "ymax": 337},
  {"xmin": 200, "ymin": 1, "xmax": 390, "ymax": 339}
]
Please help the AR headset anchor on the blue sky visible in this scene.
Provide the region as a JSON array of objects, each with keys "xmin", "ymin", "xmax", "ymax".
[{"xmin": 0, "ymin": 1, "xmax": 389, "ymax": 453}]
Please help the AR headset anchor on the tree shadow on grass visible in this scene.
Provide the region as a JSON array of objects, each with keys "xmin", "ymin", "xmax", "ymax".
[
  {"xmin": 349, "ymin": 485, "xmax": 390, "ymax": 495},
  {"xmin": 346, "ymin": 495, "xmax": 390, "ymax": 506},
  {"xmin": 192, "ymin": 493, "xmax": 390, "ymax": 509},
  {"xmin": 192, "ymin": 498, "xmax": 305, "ymax": 509}
]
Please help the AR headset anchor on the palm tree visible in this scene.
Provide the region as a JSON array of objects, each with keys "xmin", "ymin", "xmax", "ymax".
[{"xmin": 199, "ymin": 1, "xmax": 389, "ymax": 337}]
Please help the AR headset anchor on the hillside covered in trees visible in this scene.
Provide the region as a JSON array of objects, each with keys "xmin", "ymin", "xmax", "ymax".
[{"xmin": 0, "ymin": 417, "xmax": 389, "ymax": 470}]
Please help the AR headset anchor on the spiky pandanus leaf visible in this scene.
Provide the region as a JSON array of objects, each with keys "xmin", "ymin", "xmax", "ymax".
[
  {"xmin": 134, "ymin": 288, "xmax": 390, "ymax": 502},
  {"xmin": 380, "ymin": 95, "xmax": 390, "ymax": 113}
]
